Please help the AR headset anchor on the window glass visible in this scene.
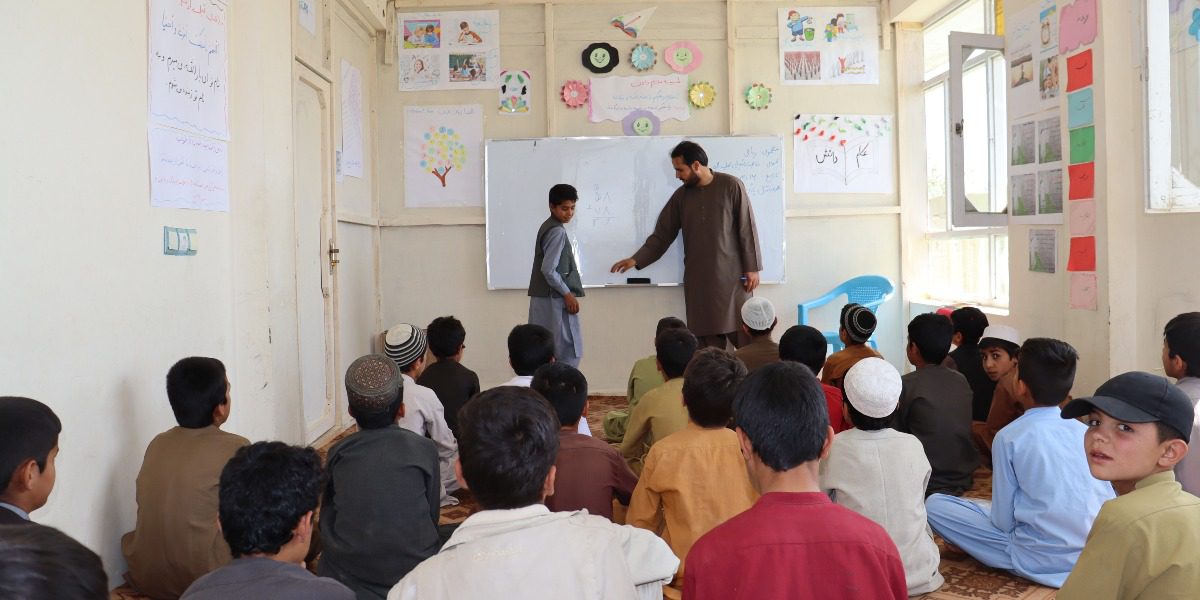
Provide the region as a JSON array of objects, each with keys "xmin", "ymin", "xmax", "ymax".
[
  {"xmin": 922, "ymin": 1, "xmax": 986, "ymax": 79},
  {"xmin": 925, "ymin": 83, "xmax": 948, "ymax": 231}
]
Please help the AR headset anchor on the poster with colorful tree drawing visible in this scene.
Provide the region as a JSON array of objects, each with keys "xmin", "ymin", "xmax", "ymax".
[
  {"xmin": 404, "ymin": 104, "xmax": 483, "ymax": 207},
  {"xmin": 793, "ymin": 114, "xmax": 893, "ymax": 194}
]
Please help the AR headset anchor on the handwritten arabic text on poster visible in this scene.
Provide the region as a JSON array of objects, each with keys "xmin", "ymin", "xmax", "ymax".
[{"xmin": 149, "ymin": 0, "xmax": 230, "ymax": 140}]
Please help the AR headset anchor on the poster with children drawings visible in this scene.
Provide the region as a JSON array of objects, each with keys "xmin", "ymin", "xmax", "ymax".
[
  {"xmin": 397, "ymin": 11, "xmax": 500, "ymax": 92},
  {"xmin": 793, "ymin": 114, "xmax": 893, "ymax": 194},
  {"xmin": 404, "ymin": 105, "xmax": 483, "ymax": 207},
  {"xmin": 1006, "ymin": 1, "xmax": 1059, "ymax": 119},
  {"xmin": 778, "ymin": 7, "xmax": 879, "ymax": 85}
]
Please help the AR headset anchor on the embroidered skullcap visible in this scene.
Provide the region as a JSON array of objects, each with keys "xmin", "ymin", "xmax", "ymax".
[
  {"xmin": 345, "ymin": 354, "xmax": 403, "ymax": 412},
  {"xmin": 840, "ymin": 303, "xmax": 878, "ymax": 344},
  {"xmin": 741, "ymin": 297, "xmax": 777, "ymax": 330},
  {"xmin": 843, "ymin": 357, "xmax": 902, "ymax": 419},
  {"xmin": 384, "ymin": 323, "xmax": 427, "ymax": 370}
]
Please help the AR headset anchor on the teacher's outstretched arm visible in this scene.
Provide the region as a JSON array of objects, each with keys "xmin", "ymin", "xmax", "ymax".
[{"xmin": 612, "ymin": 189, "xmax": 684, "ymax": 275}]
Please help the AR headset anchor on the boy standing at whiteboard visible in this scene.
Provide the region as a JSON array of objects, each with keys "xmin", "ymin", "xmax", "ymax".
[{"xmin": 528, "ymin": 184, "xmax": 584, "ymax": 367}]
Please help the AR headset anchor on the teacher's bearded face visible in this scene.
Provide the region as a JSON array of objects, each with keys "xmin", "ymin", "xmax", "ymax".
[{"xmin": 671, "ymin": 156, "xmax": 702, "ymax": 187}]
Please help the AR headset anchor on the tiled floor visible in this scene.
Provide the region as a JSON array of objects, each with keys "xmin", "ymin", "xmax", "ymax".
[{"xmin": 111, "ymin": 395, "xmax": 1058, "ymax": 600}]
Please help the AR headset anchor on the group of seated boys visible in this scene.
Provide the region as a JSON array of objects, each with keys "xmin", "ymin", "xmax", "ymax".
[{"xmin": 3, "ymin": 305, "xmax": 1200, "ymax": 599}]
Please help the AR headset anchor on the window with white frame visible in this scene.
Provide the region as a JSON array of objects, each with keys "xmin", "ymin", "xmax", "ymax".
[
  {"xmin": 1146, "ymin": 0, "xmax": 1200, "ymax": 211},
  {"xmin": 919, "ymin": 0, "xmax": 1010, "ymax": 306}
]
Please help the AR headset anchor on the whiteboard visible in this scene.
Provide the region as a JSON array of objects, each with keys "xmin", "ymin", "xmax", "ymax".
[{"xmin": 485, "ymin": 136, "xmax": 786, "ymax": 290}]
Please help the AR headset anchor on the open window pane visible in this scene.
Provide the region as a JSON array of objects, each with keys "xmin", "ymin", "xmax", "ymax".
[
  {"xmin": 1148, "ymin": 1, "xmax": 1200, "ymax": 210},
  {"xmin": 926, "ymin": 83, "xmax": 948, "ymax": 231},
  {"xmin": 927, "ymin": 236, "xmax": 991, "ymax": 300},
  {"xmin": 923, "ymin": 1, "xmax": 987, "ymax": 79},
  {"xmin": 962, "ymin": 62, "xmax": 992, "ymax": 213}
]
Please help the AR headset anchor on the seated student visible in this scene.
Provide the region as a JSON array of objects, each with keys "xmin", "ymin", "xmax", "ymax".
[
  {"xmin": 626, "ymin": 349, "xmax": 757, "ymax": 594},
  {"xmin": 976, "ymin": 325, "xmax": 1026, "ymax": 454},
  {"xmin": 734, "ymin": 297, "xmax": 780, "ymax": 372},
  {"xmin": 0, "ymin": 397, "xmax": 60, "ymax": 526},
  {"xmin": 416, "ymin": 315, "xmax": 480, "ymax": 440},
  {"xmin": 684, "ymin": 362, "xmax": 907, "ymax": 599},
  {"xmin": 1057, "ymin": 372, "xmax": 1200, "ymax": 598},
  {"xmin": 503, "ymin": 323, "xmax": 590, "ymax": 436},
  {"xmin": 0, "ymin": 524, "xmax": 107, "ymax": 600},
  {"xmin": 620, "ymin": 328, "xmax": 699, "ymax": 474},
  {"xmin": 182, "ymin": 442, "xmax": 353, "ymax": 600},
  {"xmin": 1163, "ymin": 312, "xmax": 1200, "ymax": 495},
  {"xmin": 896, "ymin": 314, "xmax": 978, "ymax": 496},
  {"xmin": 820, "ymin": 358, "xmax": 944, "ymax": 596},
  {"xmin": 387, "ymin": 387, "xmax": 679, "ymax": 600},
  {"xmin": 946, "ymin": 307, "xmax": 995, "ymax": 421},
  {"xmin": 122, "ymin": 357, "xmax": 250, "ymax": 599},
  {"xmin": 927, "ymin": 339, "xmax": 1114, "ymax": 588},
  {"xmin": 821, "ymin": 303, "xmax": 882, "ymax": 389},
  {"xmin": 604, "ymin": 317, "xmax": 687, "ymax": 441},
  {"xmin": 319, "ymin": 354, "xmax": 442, "ymax": 600},
  {"xmin": 533, "ymin": 363, "xmax": 637, "ymax": 522},
  {"xmin": 779, "ymin": 325, "xmax": 850, "ymax": 433},
  {"xmin": 384, "ymin": 323, "xmax": 460, "ymax": 504}
]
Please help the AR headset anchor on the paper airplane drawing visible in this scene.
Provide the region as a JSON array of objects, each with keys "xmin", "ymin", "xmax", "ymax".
[{"xmin": 611, "ymin": 7, "xmax": 656, "ymax": 38}]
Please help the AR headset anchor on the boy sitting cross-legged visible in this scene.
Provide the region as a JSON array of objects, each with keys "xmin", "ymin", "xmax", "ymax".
[
  {"xmin": 620, "ymin": 328, "xmax": 699, "ymax": 474},
  {"xmin": 122, "ymin": 357, "xmax": 250, "ymax": 599},
  {"xmin": 388, "ymin": 387, "xmax": 679, "ymax": 600},
  {"xmin": 820, "ymin": 303, "xmax": 882, "ymax": 390},
  {"xmin": 626, "ymin": 348, "xmax": 758, "ymax": 595},
  {"xmin": 779, "ymin": 324, "xmax": 849, "ymax": 432},
  {"xmin": 416, "ymin": 315, "xmax": 480, "ymax": 441},
  {"xmin": 604, "ymin": 317, "xmax": 687, "ymax": 442},
  {"xmin": 318, "ymin": 354, "xmax": 444, "ymax": 600},
  {"xmin": 820, "ymin": 357, "xmax": 944, "ymax": 596},
  {"xmin": 684, "ymin": 361, "xmax": 906, "ymax": 599},
  {"xmin": 927, "ymin": 338, "xmax": 1114, "ymax": 587},
  {"xmin": 533, "ymin": 363, "xmax": 638, "ymax": 522},
  {"xmin": 1057, "ymin": 371, "xmax": 1200, "ymax": 598}
]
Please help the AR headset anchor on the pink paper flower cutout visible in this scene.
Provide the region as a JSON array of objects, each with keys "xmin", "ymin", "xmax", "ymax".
[
  {"xmin": 562, "ymin": 80, "xmax": 590, "ymax": 108},
  {"xmin": 663, "ymin": 41, "xmax": 702, "ymax": 74}
]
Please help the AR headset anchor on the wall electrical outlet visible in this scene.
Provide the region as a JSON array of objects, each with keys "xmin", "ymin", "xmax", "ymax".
[{"xmin": 163, "ymin": 226, "xmax": 197, "ymax": 256}]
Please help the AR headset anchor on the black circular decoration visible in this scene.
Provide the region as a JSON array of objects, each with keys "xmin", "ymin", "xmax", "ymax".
[{"xmin": 582, "ymin": 42, "xmax": 619, "ymax": 74}]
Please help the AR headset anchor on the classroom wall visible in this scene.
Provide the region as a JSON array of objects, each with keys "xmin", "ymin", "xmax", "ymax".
[
  {"xmin": 378, "ymin": 0, "xmax": 905, "ymax": 391},
  {"xmin": 1, "ymin": 1, "xmax": 299, "ymax": 584}
]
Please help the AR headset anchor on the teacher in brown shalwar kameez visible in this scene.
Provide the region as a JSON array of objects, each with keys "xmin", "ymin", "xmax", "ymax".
[{"xmin": 611, "ymin": 141, "xmax": 763, "ymax": 350}]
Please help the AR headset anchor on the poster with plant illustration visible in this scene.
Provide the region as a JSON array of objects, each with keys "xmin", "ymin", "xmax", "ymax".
[
  {"xmin": 404, "ymin": 105, "xmax": 483, "ymax": 207},
  {"xmin": 793, "ymin": 114, "xmax": 893, "ymax": 194}
]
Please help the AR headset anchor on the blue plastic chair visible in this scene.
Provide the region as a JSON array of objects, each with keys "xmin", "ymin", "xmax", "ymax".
[{"xmin": 797, "ymin": 275, "xmax": 895, "ymax": 352}]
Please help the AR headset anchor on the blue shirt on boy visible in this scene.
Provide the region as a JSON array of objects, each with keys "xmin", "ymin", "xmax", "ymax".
[{"xmin": 927, "ymin": 406, "xmax": 1114, "ymax": 587}]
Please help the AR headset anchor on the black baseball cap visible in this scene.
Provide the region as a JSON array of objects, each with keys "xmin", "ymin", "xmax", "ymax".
[{"xmin": 1061, "ymin": 371, "xmax": 1195, "ymax": 443}]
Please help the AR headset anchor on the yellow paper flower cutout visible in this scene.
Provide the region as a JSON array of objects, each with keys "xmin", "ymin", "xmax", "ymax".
[{"xmin": 689, "ymin": 82, "xmax": 716, "ymax": 109}]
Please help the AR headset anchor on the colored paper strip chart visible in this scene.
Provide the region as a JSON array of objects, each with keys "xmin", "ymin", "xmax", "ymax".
[{"xmin": 1060, "ymin": 0, "xmax": 1098, "ymax": 311}]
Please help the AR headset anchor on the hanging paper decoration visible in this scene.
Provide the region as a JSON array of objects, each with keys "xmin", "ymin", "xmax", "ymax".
[
  {"xmin": 745, "ymin": 83, "xmax": 772, "ymax": 110},
  {"xmin": 630, "ymin": 43, "xmax": 657, "ymax": 72},
  {"xmin": 561, "ymin": 80, "xmax": 590, "ymax": 108},
  {"xmin": 582, "ymin": 42, "xmax": 619, "ymax": 74},
  {"xmin": 688, "ymin": 81, "xmax": 716, "ymax": 109},
  {"xmin": 622, "ymin": 110, "xmax": 661, "ymax": 136},
  {"xmin": 498, "ymin": 69, "xmax": 531, "ymax": 114},
  {"xmin": 663, "ymin": 40, "xmax": 702, "ymax": 74},
  {"xmin": 611, "ymin": 7, "xmax": 656, "ymax": 38}
]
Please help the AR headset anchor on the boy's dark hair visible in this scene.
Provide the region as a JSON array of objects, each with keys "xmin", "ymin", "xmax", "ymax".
[
  {"xmin": 460, "ymin": 21, "xmax": 469, "ymax": 28},
  {"xmin": 778, "ymin": 325, "xmax": 829, "ymax": 374},
  {"xmin": 682, "ymin": 348, "xmax": 748, "ymax": 428},
  {"xmin": 508, "ymin": 324, "xmax": 555, "ymax": 376},
  {"xmin": 548, "ymin": 183, "xmax": 578, "ymax": 207},
  {"xmin": 1165, "ymin": 312, "xmax": 1200, "ymax": 378},
  {"xmin": 1017, "ymin": 338, "xmax": 1079, "ymax": 406},
  {"xmin": 670, "ymin": 141, "xmax": 709, "ymax": 166},
  {"xmin": 1157, "ymin": 421, "xmax": 1187, "ymax": 444},
  {"xmin": 656, "ymin": 328, "xmax": 699, "ymax": 379},
  {"xmin": 530, "ymin": 363, "xmax": 588, "ymax": 427},
  {"xmin": 733, "ymin": 362, "xmax": 829, "ymax": 471},
  {"xmin": 218, "ymin": 442, "xmax": 324, "ymax": 558},
  {"xmin": 843, "ymin": 401, "xmax": 895, "ymax": 431},
  {"xmin": 950, "ymin": 307, "xmax": 989, "ymax": 346},
  {"xmin": 0, "ymin": 397, "xmax": 62, "ymax": 494},
  {"xmin": 907, "ymin": 313, "xmax": 954, "ymax": 365},
  {"xmin": 0, "ymin": 524, "xmax": 107, "ymax": 600},
  {"xmin": 655, "ymin": 316, "xmax": 687, "ymax": 336},
  {"xmin": 978, "ymin": 337, "xmax": 1021, "ymax": 357},
  {"xmin": 348, "ymin": 391, "xmax": 402, "ymax": 430},
  {"xmin": 457, "ymin": 387, "xmax": 559, "ymax": 510},
  {"xmin": 427, "ymin": 316, "xmax": 467, "ymax": 359},
  {"xmin": 166, "ymin": 356, "xmax": 228, "ymax": 428}
]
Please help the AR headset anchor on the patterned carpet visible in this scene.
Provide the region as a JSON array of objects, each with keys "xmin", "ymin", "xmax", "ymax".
[{"xmin": 111, "ymin": 395, "xmax": 1059, "ymax": 600}]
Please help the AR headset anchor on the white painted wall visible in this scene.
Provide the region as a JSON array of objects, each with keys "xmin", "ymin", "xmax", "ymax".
[
  {"xmin": 1, "ymin": 1, "xmax": 300, "ymax": 585},
  {"xmin": 378, "ymin": 0, "xmax": 906, "ymax": 391}
]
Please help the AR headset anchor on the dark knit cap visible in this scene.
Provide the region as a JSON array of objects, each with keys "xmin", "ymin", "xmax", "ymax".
[{"xmin": 840, "ymin": 303, "xmax": 878, "ymax": 344}]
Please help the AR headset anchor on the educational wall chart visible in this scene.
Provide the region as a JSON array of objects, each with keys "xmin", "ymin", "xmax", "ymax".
[
  {"xmin": 589, "ymin": 74, "xmax": 691, "ymax": 123},
  {"xmin": 148, "ymin": 0, "xmax": 230, "ymax": 140},
  {"xmin": 148, "ymin": 124, "xmax": 230, "ymax": 212},
  {"xmin": 340, "ymin": 60, "xmax": 364, "ymax": 178},
  {"xmin": 397, "ymin": 10, "xmax": 499, "ymax": 91},
  {"xmin": 778, "ymin": 7, "xmax": 880, "ymax": 85},
  {"xmin": 1061, "ymin": 0, "xmax": 1099, "ymax": 310},
  {"xmin": 1006, "ymin": 0, "xmax": 1063, "ymax": 224},
  {"xmin": 793, "ymin": 115, "xmax": 893, "ymax": 194},
  {"xmin": 404, "ymin": 105, "xmax": 483, "ymax": 207}
]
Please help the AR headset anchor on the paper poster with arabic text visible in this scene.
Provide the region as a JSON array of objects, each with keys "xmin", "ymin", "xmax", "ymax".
[{"xmin": 793, "ymin": 114, "xmax": 893, "ymax": 194}]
